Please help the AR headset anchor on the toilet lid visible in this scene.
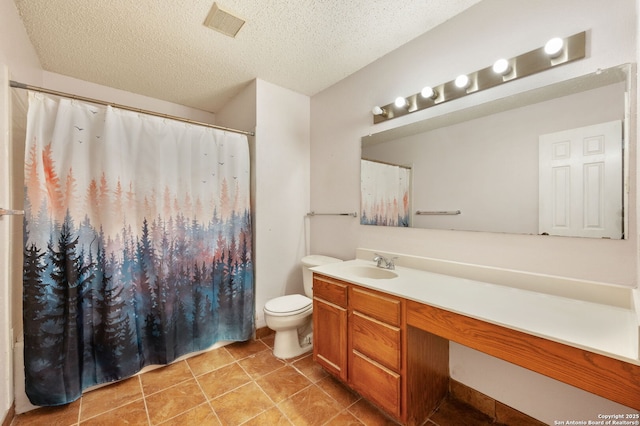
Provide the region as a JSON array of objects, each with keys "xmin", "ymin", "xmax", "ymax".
[{"xmin": 264, "ymin": 294, "xmax": 312, "ymax": 315}]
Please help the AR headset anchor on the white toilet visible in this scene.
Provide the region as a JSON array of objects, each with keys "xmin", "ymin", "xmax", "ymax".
[{"xmin": 264, "ymin": 254, "xmax": 342, "ymax": 359}]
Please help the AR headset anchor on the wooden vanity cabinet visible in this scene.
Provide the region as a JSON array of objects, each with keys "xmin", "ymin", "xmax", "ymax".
[
  {"xmin": 313, "ymin": 273, "xmax": 449, "ymax": 425},
  {"xmin": 314, "ymin": 272, "xmax": 640, "ymax": 418}
]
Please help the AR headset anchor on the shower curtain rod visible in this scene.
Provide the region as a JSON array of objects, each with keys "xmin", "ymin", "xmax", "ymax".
[{"xmin": 9, "ymin": 80, "xmax": 255, "ymax": 137}]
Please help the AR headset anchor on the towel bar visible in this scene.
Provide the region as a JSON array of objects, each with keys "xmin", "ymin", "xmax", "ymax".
[
  {"xmin": 0, "ymin": 208, "xmax": 25, "ymax": 216},
  {"xmin": 415, "ymin": 210, "xmax": 461, "ymax": 215},
  {"xmin": 307, "ymin": 211, "xmax": 358, "ymax": 217}
]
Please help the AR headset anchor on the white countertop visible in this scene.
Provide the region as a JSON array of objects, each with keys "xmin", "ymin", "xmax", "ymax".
[{"xmin": 311, "ymin": 258, "xmax": 639, "ymax": 365}]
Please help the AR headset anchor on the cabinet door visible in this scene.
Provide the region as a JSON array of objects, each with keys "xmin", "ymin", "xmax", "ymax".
[
  {"xmin": 351, "ymin": 350, "xmax": 401, "ymax": 419},
  {"xmin": 313, "ymin": 275, "xmax": 348, "ymax": 307},
  {"xmin": 313, "ymin": 298, "xmax": 347, "ymax": 381}
]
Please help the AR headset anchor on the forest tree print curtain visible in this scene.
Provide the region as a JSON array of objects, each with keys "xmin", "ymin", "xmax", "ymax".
[
  {"xmin": 360, "ymin": 159, "xmax": 411, "ymax": 226},
  {"xmin": 22, "ymin": 93, "xmax": 254, "ymax": 406}
]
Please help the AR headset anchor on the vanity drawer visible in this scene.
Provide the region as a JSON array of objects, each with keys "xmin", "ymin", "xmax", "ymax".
[
  {"xmin": 351, "ymin": 312, "xmax": 401, "ymax": 371},
  {"xmin": 313, "ymin": 275, "xmax": 348, "ymax": 308},
  {"xmin": 350, "ymin": 286, "xmax": 402, "ymax": 326},
  {"xmin": 350, "ymin": 350, "xmax": 401, "ymax": 418}
]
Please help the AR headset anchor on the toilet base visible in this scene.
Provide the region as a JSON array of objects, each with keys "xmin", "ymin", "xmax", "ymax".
[{"xmin": 272, "ymin": 328, "xmax": 313, "ymax": 359}]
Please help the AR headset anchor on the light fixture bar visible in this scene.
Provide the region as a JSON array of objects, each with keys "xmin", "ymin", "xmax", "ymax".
[{"xmin": 373, "ymin": 31, "xmax": 586, "ymax": 124}]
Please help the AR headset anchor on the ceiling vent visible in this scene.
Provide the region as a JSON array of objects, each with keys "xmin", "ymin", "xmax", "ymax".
[{"xmin": 203, "ymin": 3, "xmax": 245, "ymax": 38}]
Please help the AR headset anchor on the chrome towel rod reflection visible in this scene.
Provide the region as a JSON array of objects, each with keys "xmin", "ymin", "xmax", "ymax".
[
  {"xmin": 416, "ymin": 210, "xmax": 461, "ymax": 215},
  {"xmin": 0, "ymin": 208, "xmax": 25, "ymax": 216},
  {"xmin": 306, "ymin": 211, "xmax": 358, "ymax": 217}
]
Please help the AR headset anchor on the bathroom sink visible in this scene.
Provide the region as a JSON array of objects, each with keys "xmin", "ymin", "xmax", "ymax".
[{"xmin": 343, "ymin": 265, "xmax": 398, "ymax": 280}]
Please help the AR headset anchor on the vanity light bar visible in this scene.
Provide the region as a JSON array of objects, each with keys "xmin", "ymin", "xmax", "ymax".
[{"xmin": 372, "ymin": 31, "xmax": 586, "ymax": 124}]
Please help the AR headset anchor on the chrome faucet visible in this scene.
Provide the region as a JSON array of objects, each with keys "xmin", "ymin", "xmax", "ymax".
[{"xmin": 373, "ymin": 253, "xmax": 397, "ymax": 270}]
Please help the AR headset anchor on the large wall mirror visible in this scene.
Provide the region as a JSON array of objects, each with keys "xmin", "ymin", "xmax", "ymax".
[{"xmin": 361, "ymin": 64, "xmax": 633, "ymax": 239}]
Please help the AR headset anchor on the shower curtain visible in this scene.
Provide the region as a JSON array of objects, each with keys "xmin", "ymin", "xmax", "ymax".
[
  {"xmin": 360, "ymin": 159, "xmax": 410, "ymax": 226},
  {"xmin": 22, "ymin": 93, "xmax": 254, "ymax": 406}
]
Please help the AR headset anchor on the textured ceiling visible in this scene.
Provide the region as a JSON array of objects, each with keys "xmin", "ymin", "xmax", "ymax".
[{"xmin": 14, "ymin": 0, "xmax": 481, "ymax": 113}]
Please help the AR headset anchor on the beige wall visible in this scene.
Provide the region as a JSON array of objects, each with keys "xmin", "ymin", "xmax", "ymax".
[
  {"xmin": 310, "ymin": 0, "xmax": 638, "ymax": 422},
  {"xmin": 217, "ymin": 78, "xmax": 312, "ymax": 329},
  {"xmin": 253, "ymin": 79, "xmax": 311, "ymax": 327}
]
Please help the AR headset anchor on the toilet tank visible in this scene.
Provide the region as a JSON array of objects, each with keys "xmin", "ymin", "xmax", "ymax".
[{"xmin": 301, "ymin": 255, "xmax": 342, "ymax": 297}]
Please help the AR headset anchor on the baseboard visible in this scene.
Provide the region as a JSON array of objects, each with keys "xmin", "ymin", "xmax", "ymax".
[
  {"xmin": 450, "ymin": 380, "xmax": 546, "ymax": 425},
  {"xmin": 2, "ymin": 403, "xmax": 15, "ymax": 426},
  {"xmin": 255, "ymin": 326, "xmax": 273, "ymax": 339}
]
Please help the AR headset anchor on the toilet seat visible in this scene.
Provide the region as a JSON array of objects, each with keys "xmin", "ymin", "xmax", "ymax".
[{"xmin": 264, "ymin": 294, "xmax": 312, "ymax": 317}]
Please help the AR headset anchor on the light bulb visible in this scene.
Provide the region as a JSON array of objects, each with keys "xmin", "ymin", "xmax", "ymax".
[
  {"xmin": 394, "ymin": 97, "xmax": 408, "ymax": 108},
  {"xmin": 492, "ymin": 58, "xmax": 511, "ymax": 75},
  {"xmin": 454, "ymin": 74, "xmax": 470, "ymax": 89},
  {"xmin": 372, "ymin": 106, "xmax": 385, "ymax": 116},
  {"xmin": 421, "ymin": 86, "xmax": 437, "ymax": 99},
  {"xmin": 544, "ymin": 37, "xmax": 564, "ymax": 57}
]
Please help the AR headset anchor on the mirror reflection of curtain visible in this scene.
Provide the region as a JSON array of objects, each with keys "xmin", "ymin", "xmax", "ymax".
[
  {"xmin": 361, "ymin": 159, "xmax": 410, "ymax": 227},
  {"xmin": 22, "ymin": 92, "xmax": 254, "ymax": 406}
]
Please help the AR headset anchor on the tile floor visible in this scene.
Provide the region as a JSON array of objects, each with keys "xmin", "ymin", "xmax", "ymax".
[{"xmin": 12, "ymin": 334, "xmax": 503, "ymax": 426}]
